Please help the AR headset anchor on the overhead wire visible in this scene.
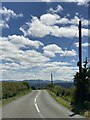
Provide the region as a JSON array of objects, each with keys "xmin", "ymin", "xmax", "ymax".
[{"xmin": 52, "ymin": 27, "xmax": 79, "ymax": 74}]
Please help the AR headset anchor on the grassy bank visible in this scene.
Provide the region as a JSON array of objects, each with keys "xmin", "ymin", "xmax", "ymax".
[
  {"xmin": 48, "ymin": 90, "xmax": 90, "ymax": 117},
  {"xmin": 0, "ymin": 100, "xmax": 2, "ymax": 107},
  {"xmin": 48, "ymin": 90, "xmax": 72, "ymax": 110},
  {"xmin": 2, "ymin": 88, "xmax": 31, "ymax": 105},
  {"xmin": 0, "ymin": 82, "xmax": 2, "ymax": 107},
  {"xmin": 2, "ymin": 81, "xmax": 32, "ymax": 105}
]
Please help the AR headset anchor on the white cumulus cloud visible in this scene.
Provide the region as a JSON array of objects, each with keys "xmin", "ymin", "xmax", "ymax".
[
  {"xmin": 43, "ymin": 44, "xmax": 77, "ymax": 57},
  {"xmin": 20, "ymin": 13, "xmax": 90, "ymax": 38},
  {"xmin": 8, "ymin": 35, "xmax": 44, "ymax": 49},
  {"xmin": 0, "ymin": 7, "xmax": 23, "ymax": 21},
  {"xmin": 61, "ymin": 49, "xmax": 77, "ymax": 56},
  {"xmin": 0, "ymin": 35, "xmax": 48, "ymax": 69},
  {"xmin": 43, "ymin": 44, "xmax": 63, "ymax": 58},
  {"xmin": 43, "ymin": 44, "xmax": 63, "ymax": 53},
  {"xmin": 0, "ymin": 7, "xmax": 23, "ymax": 29},
  {"xmin": 40, "ymin": 13, "xmax": 60, "ymax": 26},
  {"xmin": 40, "ymin": 0, "xmax": 89, "ymax": 6}
]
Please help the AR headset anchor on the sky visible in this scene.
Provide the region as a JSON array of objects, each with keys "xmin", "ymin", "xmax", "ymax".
[{"xmin": 0, "ymin": 1, "xmax": 90, "ymax": 81}]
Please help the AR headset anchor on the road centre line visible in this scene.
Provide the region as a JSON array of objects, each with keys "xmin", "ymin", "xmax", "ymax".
[
  {"xmin": 34, "ymin": 90, "xmax": 41, "ymax": 113},
  {"xmin": 34, "ymin": 90, "xmax": 45, "ymax": 119},
  {"xmin": 35, "ymin": 103, "xmax": 40, "ymax": 113},
  {"xmin": 35, "ymin": 98, "xmax": 37, "ymax": 103}
]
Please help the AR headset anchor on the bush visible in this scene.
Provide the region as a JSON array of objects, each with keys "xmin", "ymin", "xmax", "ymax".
[
  {"xmin": 47, "ymin": 83, "xmax": 73, "ymax": 102},
  {"xmin": 2, "ymin": 81, "xmax": 30, "ymax": 99}
]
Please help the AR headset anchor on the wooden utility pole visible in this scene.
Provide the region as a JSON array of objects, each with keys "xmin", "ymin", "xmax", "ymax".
[
  {"xmin": 79, "ymin": 20, "xmax": 82, "ymax": 73},
  {"xmin": 77, "ymin": 21, "xmax": 82, "ymax": 73},
  {"xmin": 38, "ymin": 78, "xmax": 40, "ymax": 89},
  {"xmin": 51, "ymin": 73, "xmax": 53, "ymax": 85}
]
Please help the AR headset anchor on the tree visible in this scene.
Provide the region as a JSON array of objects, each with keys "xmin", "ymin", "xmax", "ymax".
[
  {"xmin": 87, "ymin": 67, "xmax": 90, "ymax": 101},
  {"xmin": 73, "ymin": 58, "xmax": 90, "ymax": 109}
]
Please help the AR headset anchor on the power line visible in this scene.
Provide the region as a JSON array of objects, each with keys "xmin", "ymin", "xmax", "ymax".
[{"xmin": 53, "ymin": 28, "xmax": 79, "ymax": 74}]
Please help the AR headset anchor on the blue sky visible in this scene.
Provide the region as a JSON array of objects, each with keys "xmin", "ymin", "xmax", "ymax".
[{"xmin": 0, "ymin": 2, "xmax": 90, "ymax": 81}]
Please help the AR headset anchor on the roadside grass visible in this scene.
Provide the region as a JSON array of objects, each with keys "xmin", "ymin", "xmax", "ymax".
[
  {"xmin": 2, "ymin": 88, "xmax": 32, "ymax": 106},
  {"xmin": 48, "ymin": 90, "xmax": 72, "ymax": 110},
  {"xmin": 80, "ymin": 102, "xmax": 90, "ymax": 117},
  {"xmin": 0, "ymin": 82, "xmax": 2, "ymax": 108},
  {"xmin": 0, "ymin": 100, "xmax": 2, "ymax": 107},
  {"xmin": 48, "ymin": 90, "xmax": 90, "ymax": 117}
]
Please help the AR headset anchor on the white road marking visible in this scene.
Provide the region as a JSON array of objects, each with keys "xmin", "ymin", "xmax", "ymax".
[
  {"xmin": 34, "ymin": 90, "xmax": 41, "ymax": 113},
  {"xmin": 34, "ymin": 98, "xmax": 37, "ymax": 103},
  {"xmin": 35, "ymin": 103, "xmax": 40, "ymax": 113},
  {"xmin": 34, "ymin": 90, "xmax": 45, "ymax": 119}
]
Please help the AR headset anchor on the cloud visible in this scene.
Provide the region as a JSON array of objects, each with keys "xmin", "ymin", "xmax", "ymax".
[
  {"xmin": 61, "ymin": 49, "xmax": 77, "ymax": 56},
  {"xmin": 43, "ymin": 44, "xmax": 63, "ymax": 57},
  {"xmin": 0, "ymin": 35, "xmax": 44, "ymax": 52},
  {"xmin": 1, "ymin": 2, "xmax": 89, "ymax": 81},
  {"xmin": 40, "ymin": 14, "xmax": 90, "ymax": 26},
  {"xmin": 50, "ymin": 25, "xmax": 78, "ymax": 38},
  {"xmin": 48, "ymin": 5, "xmax": 63, "ymax": 14},
  {"xmin": 0, "ymin": 35, "xmax": 78, "ymax": 80},
  {"xmin": 0, "ymin": 7, "xmax": 23, "ymax": 21},
  {"xmin": 43, "ymin": 44, "xmax": 77, "ymax": 57},
  {"xmin": 41, "ymin": 63, "xmax": 78, "ymax": 81},
  {"xmin": 77, "ymin": 1, "xmax": 89, "ymax": 6},
  {"xmin": 40, "ymin": 0, "xmax": 89, "ymax": 6},
  {"xmin": 43, "ymin": 51, "xmax": 55, "ymax": 58},
  {"xmin": 0, "ymin": 35, "xmax": 49, "ymax": 70},
  {"xmin": 54, "ymin": 66, "xmax": 78, "ymax": 81},
  {"xmin": 8, "ymin": 35, "xmax": 44, "ymax": 49},
  {"xmin": 20, "ymin": 13, "xmax": 90, "ymax": 38},
  {"xmin": 0, "ymin": 7, "xmax": 23, "ymax": 29},
  {"xmin": 40, "ymin": 13, "xmax": 60, "ymax": 26},
  {"xmin": 43, "ymin": 44, "xmax": 63, "ymax": 53},
  {"xmin": 20, "ymin": 16, "xmax": 51, "ymax": 37},
  {"xmin": 1, "ymin": 60, "xmax": 78, "ymax": 81},
  {"xmin": 0, "ymin": 20, "xmax": 9, "ymax": 28},
  {"xmin": 41, "ymin": 0, "xmax": 51, "ymax": 2},
  {"xmin": 75, "ymin": 42, "xmax": 90, "ymax": 47},
  {"xmin": 70, "ymin": 16, "xmax": 90, "ymax": 26}
]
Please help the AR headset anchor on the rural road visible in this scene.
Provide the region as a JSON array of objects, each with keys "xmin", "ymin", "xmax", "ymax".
[{"xmin": 2, "ymin": 90, "xmax": 84, "ymax": 119}]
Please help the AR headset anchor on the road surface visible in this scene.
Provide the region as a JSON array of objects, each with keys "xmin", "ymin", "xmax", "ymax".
[{"xmin": 2, "ymin": 90, "xmax": 84, "ymax": 118}]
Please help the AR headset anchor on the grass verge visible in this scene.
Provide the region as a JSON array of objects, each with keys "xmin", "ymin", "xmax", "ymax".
[
  {"xmin": 0, "ymin": 100, "xmax": 2, "ymax": 107},
  {"xmin": 2, "ymin": 88, "xmax": 32, "ymax": 106},
  {"xmin": 48, "ymin": 90, "xmax": 90, "ymax": 117},
  {"xmin": 48, "ymin": 90, "xmax": 72, "ymax": 110}
]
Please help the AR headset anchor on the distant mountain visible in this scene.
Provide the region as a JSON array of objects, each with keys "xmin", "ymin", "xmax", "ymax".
[
  {"xmin": 2, "ymin": 80, "xmax": 18, "ymax": 82},
  {"xmin": 2, "ymin": 79, "xmax": 74, "ymax": 88},
  {"xmin": 24, "ymin": 80, "xmax": 74, "ymax": 88},
  {"xmin": 24, "ymin": 80, "xmax": 50, "ymax": 88},
  {"xmin": 53, "ymin": 80, "xmax": 73, "ymax": 83},
  {"xmin": 54, "ymin": 83, "xmax": 74, "ymax": 88}
]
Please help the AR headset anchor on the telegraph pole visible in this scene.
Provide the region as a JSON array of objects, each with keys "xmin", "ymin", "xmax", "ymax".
[
  {"xmin": 77, "ymin": 21, "xmax": 82, "ymax": 73},
  {"xmin": 38, "ymin": 78, "xmax": 40, "ymax": 90},
  {"xmin": 79, "ymin": 20, "xmax": 82, "ymax": 73},
  {"xmin": 51, "ymin": 73, "xmax": 53, "ymax": 85}
]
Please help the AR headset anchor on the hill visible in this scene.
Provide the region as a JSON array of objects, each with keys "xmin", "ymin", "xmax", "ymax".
[{"xmin": 24, "ymin": 80, "xmax": 74, "ymax": 89}]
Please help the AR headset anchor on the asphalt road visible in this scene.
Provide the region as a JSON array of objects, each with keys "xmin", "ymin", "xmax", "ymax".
[{"xmin": 2, "ymin": 90, "xmax": 84, "ymax": 118}]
